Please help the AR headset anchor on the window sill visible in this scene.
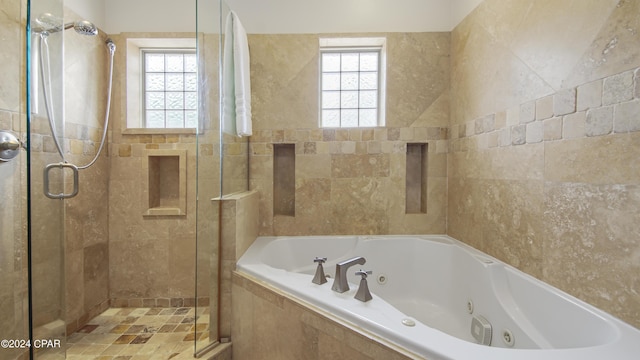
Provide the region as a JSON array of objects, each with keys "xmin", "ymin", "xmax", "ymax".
[{"xmin": 123, "ymin": 128, "xmax": 197, "ymax": 136}]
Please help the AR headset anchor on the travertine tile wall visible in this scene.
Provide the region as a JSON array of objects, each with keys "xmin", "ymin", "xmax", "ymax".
[
  {"xmin": 61, "ymin": 8, "xmax": 112, "ymax": 333},
  {"xmin": 107, "ymin": 33, "xmax": 220, "ymax": 316},
  {"xmin": 213, "ymin": 190, "xmax": 260, "ymax": 338},
  {"xmin": 0, "ymin": 0, "xmax": 27, "ymax": 357},
  {"xmin": 248, "ymin": 33, "xmax": 450, "ymax": 236},
  {"xmin": 449, "ymin": 0, "xmax": 640, "ymax": 328}
]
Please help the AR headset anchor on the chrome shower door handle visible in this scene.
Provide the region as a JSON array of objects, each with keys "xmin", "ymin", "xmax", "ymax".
[{"xmin": 44, "ymin": 162, "xmax": 79, "ymax": 199}]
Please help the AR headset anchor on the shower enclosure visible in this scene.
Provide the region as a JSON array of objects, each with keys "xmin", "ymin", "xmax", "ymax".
[{"xmin": 0, "ymin": 0, "xmax": 246, "ymax": 358}]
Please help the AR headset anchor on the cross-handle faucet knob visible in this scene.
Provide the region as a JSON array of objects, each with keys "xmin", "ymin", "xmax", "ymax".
[
  {"xmin": 354, "ymin": 270, "xmax": 373, "ymax": 302},
  {"xmin": 312, "ymin": 257, "xmax": 328, "ymax": 285}
]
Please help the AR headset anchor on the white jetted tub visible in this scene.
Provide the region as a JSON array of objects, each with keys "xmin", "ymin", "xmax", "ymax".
[{"xmin": 236, "ymin": 235, "xmax": 640, "ymax": 360}]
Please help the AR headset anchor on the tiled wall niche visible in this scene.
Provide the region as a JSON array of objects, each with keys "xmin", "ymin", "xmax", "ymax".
[
  {"xmin": 143, "ymin": 149, "xmax": 187, "ymax": 216},
  {"xmin": 272, "ymin": 144, "xmax": 295, "ymax": 217},
  {"xmin": 405, "ymin": 143, "xmax": 428, "ymax": 214}
]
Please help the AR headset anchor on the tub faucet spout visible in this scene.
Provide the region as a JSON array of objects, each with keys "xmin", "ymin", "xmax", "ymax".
[{"xmin": 332, "ymin": 256, "xmax": 366, "ymax": 293}]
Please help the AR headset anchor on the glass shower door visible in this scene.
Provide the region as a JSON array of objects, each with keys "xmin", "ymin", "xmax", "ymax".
[
  {"xmin": 195, "ymin": 0, "xmax": 223, "ymax": 354},
  {"xmin": 0, "ymin": 114, "xmax": 28, "ymax": 360},
  {"xmin": 1, "ymin": 0, "xmax": 28, "ymax": 359},
  {"xmin": 28, "ymin": 0, "xmax": 67, "ymax": 358}
]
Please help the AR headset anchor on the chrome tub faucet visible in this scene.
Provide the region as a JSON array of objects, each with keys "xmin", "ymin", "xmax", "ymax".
[{"xmin": 331, "ymin": 256, "xmax": 366, "ymax": 293}]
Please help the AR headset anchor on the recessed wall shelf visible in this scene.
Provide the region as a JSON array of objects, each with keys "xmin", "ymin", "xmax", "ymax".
[
  {"xmin": 143, "ymin": 149, "xmax": 187, "ymax": 216},
  {"xmin": 273, "ymin": 144, "xmax": 295, "ymax": 216},
  {"xmin": 406, "ymin": 143, "xmax": 428, "ymax": 214}
]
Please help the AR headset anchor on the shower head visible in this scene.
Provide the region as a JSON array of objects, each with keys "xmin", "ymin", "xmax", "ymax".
[
  {"xmin": 34, "ymin": 13, "xmax": 61, "ymax": 33},
  {"xmin": 66, "ymin": 20, "xmax": 98, "ymax": 36},
  {"xmin": 33, "ymin": 13, "xmax": 97, "ymax": 36}
]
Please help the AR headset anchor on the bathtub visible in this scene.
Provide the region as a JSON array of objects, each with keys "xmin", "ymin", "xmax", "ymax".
[{"xmin": 236, "ymin": 235, "xmax": 640, "ymax": 360}]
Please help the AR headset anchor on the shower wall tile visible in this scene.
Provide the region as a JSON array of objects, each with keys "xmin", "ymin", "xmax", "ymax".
[
  {"xmin": 603, "ymin": 70, "xmax": 635, "ymax": 106},
  {"xmin": 27, "ymin": 6, "xmax": 115, "ymax": 333},
  {"xmin": 84, "ymin": 243, "xmax": 109, "ymax": 311},
  {"xmin": 636, "ymin": 69, "xmax": 640, "ymax": 98},
  {"xmin": 109, "ymin": 236, "xmax": 170, "ymax": 299},
  {"xmin": 0, "ymin": 109, "xmax": 27, "ymax": 356},
  {"xmin": 507, "ymin": 0, "xmax": 618, "ymax": 91},
  {"xmin": 450, "ymin": 0, "xmax": 640, "ymax": 328},
  {"xmin": 543, "ymin": 182, "xmax": 640, "ymax": 324},
  {"xmin": 0, "ymin": 0, "xmax": 22, "ymax": 112},
  {"xmin": 564, "ymin": 0, "xmax": 640, "ymax": 88},
  {"xmin": 544, "ymin": 133, "xmax": 640, "ymax": 185},
  {"xmin": 577, "ymin": 79, "xmax": 603, "ymax": 111},
  {"xmin": 213, "ymin": 191, "xmax": 260, "ymax": 338},
  {"xmin": 249, "ymin": 32, "xmax": 449, "ymax": 236},
  {"xmin": 107, "ymin": 32, "xmax": 219, "ymax": 336}
]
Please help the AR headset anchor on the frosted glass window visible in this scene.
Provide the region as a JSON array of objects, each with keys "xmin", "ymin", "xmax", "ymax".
[
  {"xmin": 142, "ymin": 50, "xmax": 198, "ymax": 128},
  {"xmin": 359, "ymin": 109, "xmax": 378, "ymax": 127},
  {"xmin": 322, "ymin": 73, "xmax": 340, "ymax": 90},
  {"xmin": 341, "ymin": 91, "xmax": 359, "ymax": 108},
  {"xmin": 341, "ymin": 73, "xmax": 359, "ymax": 90},
  {"xmin": 166, "ymin": 111, "xmax": 184, "ymax": 128},
  {"xmin": 146, "ymin": 110, "xmax": 165, "ymax": 128},
  {"xmin": 322, "ymin": 91, "xmax": 340, "ymax": 109},
  {"xmin": 185, "ymin": 111, "xmax": 198, "ymax": 128},
  {"xmin": 165, "ymin": 73, "xmax": 184, "ymax": 91},
  {"xmin": 146, "ymin": 92, "xmax": 165, "ymax": 109},
  {"xmin": 319, "ymin": 42, "xmax": 384, "ymax": 128},
  {"xmin": 322, "ymin": 110, "xmax": 340, "ymax": 127},
  {"xmin": 359, "ymin": 91, "xmax": 377, "ymax": 108},
  {"xmin": 185, "ymin": 92, "xmax": 198, "ymax": 110},
  {"xmin": 146, "ymin": 74, "xmax": 165, "ymax": 91},
  {"xmin": 341, "ymin": 109, "xmax": 359, "ymax": 127},
  {"xmin": 184, "ymin": 73, "xmax": 198, "ymax": 91},
  {"xmin": 322, "ymin": 53, "xmax": 341, "ymax": 72},
  {"xmin": 145, "ymin": 54, "xmax": 164, "ymax": 72}
]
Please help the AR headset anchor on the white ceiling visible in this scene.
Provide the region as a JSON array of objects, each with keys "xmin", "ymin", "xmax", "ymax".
[
  {"xmin": 224, "ymin": 0, "xmax": 481, "ymax": 34},
  {"xmin": 66, "ymin": 0, "xmax": 483, "ymax": 34}
]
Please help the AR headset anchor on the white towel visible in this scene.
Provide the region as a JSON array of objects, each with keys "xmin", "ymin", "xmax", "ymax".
[{"xmin": 222, "ymin": 11, "xmax": 252, "ymax": 137}]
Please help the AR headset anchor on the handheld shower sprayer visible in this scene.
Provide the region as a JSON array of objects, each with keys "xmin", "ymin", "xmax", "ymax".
[
  {"xmin": 32, "ymin": 13, "xmax": 115, "ymax": 198},
  {"xmin": 66, "ymin": 20, "xmax": 98, "ymax": 36}
]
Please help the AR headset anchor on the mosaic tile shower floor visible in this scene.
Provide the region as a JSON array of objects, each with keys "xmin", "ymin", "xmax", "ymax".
[{"xmin": 63, "ymin": 307, "xmax": 210, "ymax": 359}]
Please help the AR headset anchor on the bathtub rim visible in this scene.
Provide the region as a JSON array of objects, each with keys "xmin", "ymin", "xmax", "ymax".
[
  {"xmin": 236, "ymin": 234, "xmax": 640, "ymax": 360},
  {"xmin": 232, "ymin": 270, "xmax": 424, "ymax": 359}
]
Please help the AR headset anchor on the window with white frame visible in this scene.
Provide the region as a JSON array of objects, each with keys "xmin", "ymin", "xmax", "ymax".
[
  {"xmin": 319, "ymin": 37, "xmax": 386, "ymax": 128},
  {"xmin": 143, "ymin": 50, "xmax": 198, "ymax": 128},
  {"xmin": 125, "ymin": 38, "xmax": 198, "ymax": 131}
]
